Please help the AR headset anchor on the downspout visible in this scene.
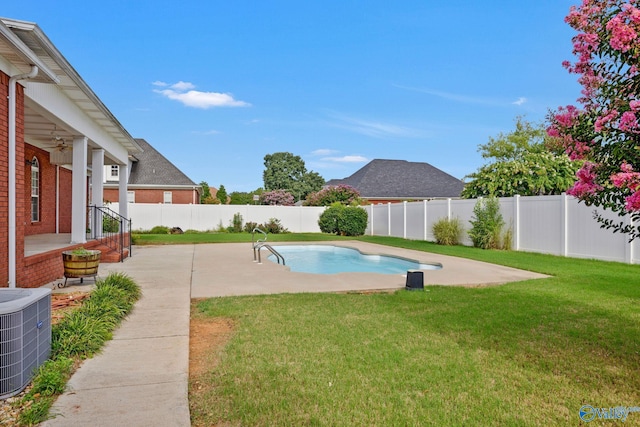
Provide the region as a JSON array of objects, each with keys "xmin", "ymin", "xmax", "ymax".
[{"xmin": 8, "ymin": 65, "xmax": 39, "ymax": 288}]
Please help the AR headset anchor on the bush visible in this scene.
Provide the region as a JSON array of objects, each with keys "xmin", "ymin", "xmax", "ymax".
[
  {"xmin": 319, "ymin": 203, "xmax": 368, "ymax": 236},
  {"xmin": 149, "ymin": 225, "xmax": 170, "ymax": 234},
  {"xmin": 468, "ymin": 197, "xmax": 505, "ymax": 249},
  {"xmin": 305, "ymin": 185, "xmax": 362, "ymax": 206},
  {"xmin": 230, "ymin": 212, "xmax": 243, "ymax": 233},
  {"xmin": 261, "ymin": 218, "xmax": 288, "ymax": 234},
  {"xmin": 243, "ymin": 221, "xmax": 258, "ymax": 233},
  {"xmin": 432, "ymin": 217, "xmax": 463, "ymax": 245}
]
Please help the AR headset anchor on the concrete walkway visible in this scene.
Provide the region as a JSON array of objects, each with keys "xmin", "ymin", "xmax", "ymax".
[{"xmin": 41, "ymin": 242, "xmax": 548, "ymax": 426}]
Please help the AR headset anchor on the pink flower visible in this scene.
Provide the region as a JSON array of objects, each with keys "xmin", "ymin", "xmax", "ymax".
[
  {"xmin": 606, "ymin": 13, "xmax": 638, "ymax": 52},
  {"xmin": 624, "ymin": 191, "xmax": 640, "ymax": 211},
  {"xmin": 630, "ymin": 100, "xmax": 640, "ymax": 111},
  {"xmin": 567, "ymin": 162, "xmax": 602, "ymax": 197},
  {"xmin": 610, "ymin": 163, "xmax": 640, "ymax": 191},
  {"xmin": 594, "ymin": 109, "xmax": 619, "ymax": 132},
  {"xmin": 618, "ymin": 111, "xmax": 639, "ymax": 132}
]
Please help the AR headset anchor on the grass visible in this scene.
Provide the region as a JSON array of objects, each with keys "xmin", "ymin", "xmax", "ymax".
[
  {"xmin": 14, "ymin": 273, "xmax": 141, "ymax": 426},
  {"xmin": 189, "ymin": 236, "xmax": 640, "ymax": 426},
  {"xmin": 132, "ymin": 231, "xmax": 357, "ymax": 245}
]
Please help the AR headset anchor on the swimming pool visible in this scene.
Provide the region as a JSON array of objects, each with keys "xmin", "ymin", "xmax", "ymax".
[{"xmin": 267, "ymin": 245, "xmax": 442, "ymax": 275}]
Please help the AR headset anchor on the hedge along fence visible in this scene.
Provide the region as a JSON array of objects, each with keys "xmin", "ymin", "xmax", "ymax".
[{"xmin": 366, "ymin": 195, "xmax": 640, "ymax": 264}]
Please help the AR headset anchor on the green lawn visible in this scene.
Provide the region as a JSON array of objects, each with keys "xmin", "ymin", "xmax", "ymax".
[{"xmin": 181, "ymin": 235, "xmax": 640, "ymax": 425}]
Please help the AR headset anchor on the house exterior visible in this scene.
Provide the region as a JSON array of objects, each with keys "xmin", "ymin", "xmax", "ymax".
[
  {"xmin": 326, "ymin": 159, "xmax": 465, "ymax": 204},
  {"xmin": 1, "ymin": 17, "xmax": 142, "ymax": 288},
  {"xmin": 103, "ymin": 138, "xmax": 202, "ymax": 204}
]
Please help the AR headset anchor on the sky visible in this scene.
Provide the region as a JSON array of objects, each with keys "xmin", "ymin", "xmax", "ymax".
[{"xmin": 3, "ymin": 0, "xmax": 582, "ymax": 193}]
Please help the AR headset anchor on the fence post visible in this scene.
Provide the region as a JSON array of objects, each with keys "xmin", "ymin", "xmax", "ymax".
[
  {"xmin": 403, "ymin": 201, "xmax": 407, "ymax": 239},
  {"xmin": 423, "ymin": 199, "xmax": 428, "ymax": 241},
  {"xmin": 370, "ymin": 204, "xmax": 374, "ymax": 236},
  {"xmin": 387, "ymin": 203, "xmax": 391, "ymax": 236},
  {"xmin": 513, "ymin": 195, "xmax": 520, "ymax": 251},
  {"xmin": 626, "ymin": 214, "xmax": 634, "ymax": 264},
  {"xmin": 447, "ymin": 198, "xmax": 451, "ymax": 220},
  {"xmin": 561, "ymin": 193, "xmax": 569, "ymax": 257}
]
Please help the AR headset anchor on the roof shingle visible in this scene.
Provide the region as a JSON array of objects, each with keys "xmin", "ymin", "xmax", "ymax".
[{"xmin": 326, "ymin": 159, "xmax": 464, "ymax": 199}]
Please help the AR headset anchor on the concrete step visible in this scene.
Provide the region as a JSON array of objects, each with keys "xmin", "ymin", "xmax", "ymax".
[{"xmin": 95, "ymin": 245, "xmax": 129, "ymax": 263}]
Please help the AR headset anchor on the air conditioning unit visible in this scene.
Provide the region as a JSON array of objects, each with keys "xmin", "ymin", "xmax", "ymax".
[{"xmin": 0, "ymin": 288, "xmax": 51, "ymax": 399}]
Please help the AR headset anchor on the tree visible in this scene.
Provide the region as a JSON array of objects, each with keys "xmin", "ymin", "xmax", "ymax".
[
  {"xmin": 216, "ymin": 184, "xmax": 228, "ymax": 205},
  {"xmin": 263, "ymin": 152, "xmax": 325, "ymax": 202},
  {"xmin": 199, "ymin": 181, "xmax": 217, "ymax": 204},
  {"xmin": 229, "ymin": 188, "xmax": 263, "ymax": 205},
  {"xmin": 548, "ymin": 0, "xmax": 640, "ymax": 240},
  {"xmin": 305, "ymin": 185, "xmax": 362, "ymax": 206},
  {"xmin": 462, "ymin": 117, "xmax": 580, "ymax": 198},
  {"xmin": 260, "ymin": 189, "xmax": 295, "ymax": 206}
]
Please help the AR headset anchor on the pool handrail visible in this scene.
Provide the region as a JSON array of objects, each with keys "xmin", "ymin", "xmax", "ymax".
[
  {"xmin": 255, "ymin": 242, "xmax": 286, "ymax": 265},
  {"xmin": 251, "ymin": 228, "xmax": 285, "ymax": 265},
  {"xmin": 252, "ymin": 227, "xmax": 268, "ymax": 261}
]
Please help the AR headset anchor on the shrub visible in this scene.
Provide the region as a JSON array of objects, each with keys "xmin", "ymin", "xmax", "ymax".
[
  {"xmin": 319, "ymin": 203, "xmax": 368, "ymax": 236},
  {"xmin": 305, "ymin": 185, "xmax": 361, "ymax": 206},
  {"xmin": 230, "ymin": 213, "xmax": 243, "ymax": 233},
  {"xmin": 149, "ymin": 225, "xmax": 170, "ymax": 234},
  {"xmin": 262, "ymin": 218, "xmax": 288, "ymax": 234},
  {"xmin": 468, "ymin": 197, "xmax": 505, "ymax": 249},
  {"xmin": 432, "ymin": 217, "xmax": 463, "ymax": 245},
  {"xmin": 102, "ymin": 215, "xmax": 120, "ymax": 233},
  {"xmin": 244, "ymin": 221, "xmax": 259, "ymax": 233}
]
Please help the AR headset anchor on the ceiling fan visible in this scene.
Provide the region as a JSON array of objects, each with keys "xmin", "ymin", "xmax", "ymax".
[{"xmin": 47, "ymin": 126, "xmax": 70, "ymax": 152}]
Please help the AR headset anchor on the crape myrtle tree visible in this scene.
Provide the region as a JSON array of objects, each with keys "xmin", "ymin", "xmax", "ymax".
[
  {"xmin": 462, "ymin": 117, "xmax": 580, "ymax": 198},
  {"xmin": 263, "ymin": 152, "xmax": 325, "ymax": 202},
  {"xmin": 548, "ymin": 0, "xmax": 640, "ymax": 240}
]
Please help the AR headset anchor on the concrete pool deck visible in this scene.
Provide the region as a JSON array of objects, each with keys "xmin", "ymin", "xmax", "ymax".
[
  {"xmin": 190, "ymin": 241, "xmax": 548, "ymax": 297},
  {"xmin": 42, "ymin": 241, "xmax": 548, "ymax": 426}
]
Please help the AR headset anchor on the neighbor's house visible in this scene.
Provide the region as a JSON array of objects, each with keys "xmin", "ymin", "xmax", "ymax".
[
  {"xmin": 103, "ymin": 138, "xmax": 202, "ymax": 205},
  {"xmin": 0, "ymin": 17, "xmax": 142, "ymax": 288},
  {"xmin": 326, "ymin": 159, "xmax": 464, "ymax": 204}
]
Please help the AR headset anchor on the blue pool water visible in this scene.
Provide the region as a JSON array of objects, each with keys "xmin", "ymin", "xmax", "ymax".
[{"xmin": 267, "ymin": 245, "xmax": 442, "ymax": 275}]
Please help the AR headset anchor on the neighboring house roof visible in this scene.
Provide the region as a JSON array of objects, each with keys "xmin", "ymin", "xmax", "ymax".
[
  {"xmin": 127, "ymin": 138, "xmax": 199, "ymax": 188},
  {"xmin": 326, "ymin": 159, "xmax": 464, "ymax": 199}
]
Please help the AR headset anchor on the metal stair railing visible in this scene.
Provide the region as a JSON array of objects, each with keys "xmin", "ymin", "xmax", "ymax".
[{"xmin": 87, "ymin": 205, "xmax": 132, "ymax": 262}]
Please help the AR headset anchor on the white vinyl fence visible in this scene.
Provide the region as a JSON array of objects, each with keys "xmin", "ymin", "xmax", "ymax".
[
  {"xmin": 112, "ymin": 195, "xmax": 639, "ymax": 264},
  {"xmin": 366, "ymin": 195, "xmax": 639, "ymax": 264},
  {"xmin": 110, "ymin": 203, "xmax": 326, "ymax": 233}
]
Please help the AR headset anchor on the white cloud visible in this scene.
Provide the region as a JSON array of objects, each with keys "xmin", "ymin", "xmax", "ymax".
[
  {"xmin": 153, "ymin": 81, "xmax": 250, "ymax": 109},
  {"xmin": 512, "ymin": 97, "xmax": 527, "ymax": 106},
  {"xmin": 322, "ymin": 155, "xmax": 368, "ymax": 163},
  {"xmin": 170, "ymin": 81, "xmax": 196, "ymax": 91},
  {"xmin": 152, "ymin": 80, "xmax": 168, "ymax": 87}
]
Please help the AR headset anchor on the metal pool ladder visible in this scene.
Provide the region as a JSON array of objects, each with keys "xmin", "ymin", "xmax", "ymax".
[{"xmin": 252, "ymin": 228, "xmax": 285, "ymax": 265}]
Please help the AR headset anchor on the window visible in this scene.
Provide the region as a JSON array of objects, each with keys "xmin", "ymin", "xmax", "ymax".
[
  {"xmin": 31, "ymin": 157, "xmax": 39, "ymax": 222},
  {"xmin": 110, "ymin": 165, "xmax": 119, "ymax": 179},
  {"xmin": 127, "ymin": 191, "xmax": 135, "ymax": 203},
  {"xmin": 163, "ymin": 191, "xmax": 172, "ymax": 204}
]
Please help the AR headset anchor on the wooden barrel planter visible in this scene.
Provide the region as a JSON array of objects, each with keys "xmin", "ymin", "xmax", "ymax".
[{"xmin": 61, "ymin": 249, "xmax": 101, "ymax": 287}]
